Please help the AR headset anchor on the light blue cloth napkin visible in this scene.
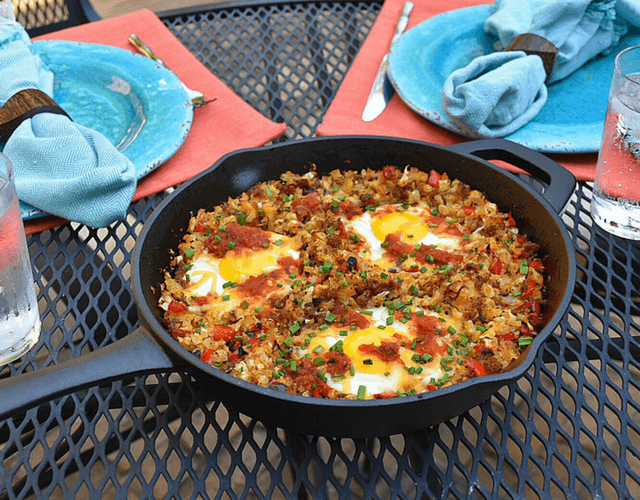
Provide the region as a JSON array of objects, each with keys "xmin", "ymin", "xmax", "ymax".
[
  {"xmin": 443, "ymin": 0, "xmax": 636, "ymax": 139},
  {"xmin": 0, "ymin": 19, "xmax": 137, "ymax": 227},
  {"xmin": 443, "ymin": 52, "xmax": 548, "ymax": 139}
]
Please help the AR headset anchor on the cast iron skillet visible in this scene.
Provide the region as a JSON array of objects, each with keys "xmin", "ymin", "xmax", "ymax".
[{"xmin": 0, "ymin": 137, "xmax": 577, "ymax": 437}]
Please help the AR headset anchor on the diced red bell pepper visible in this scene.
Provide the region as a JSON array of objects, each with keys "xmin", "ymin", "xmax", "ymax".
[
  {"xmin": 488, "ymin": 257, "xmax": 503, "ymax": 275},
  {"xmin": 499, "ymin": 333, "xmax": 517, "ymax": 343},
  {"xmin": 212, "ymin": 324, "xmax": 236, "ymax": 342},
  {"xmin": 201, "ymin": 348, "xmax": 215, "ymax": 363},
  {"xmin": 466, "ymin": 358, "xmax": 488, "ymax": 377},
  {"xmin": 168, "ymin": 300, "xmax": 189, "ymax": 314},
  {"xmin": 463, "ymin": 206, "xmax": 476, "ymax": 215},
  {"xmin": 382, "ymin": 165, "xmax": 397, "ymax": 179},
  {"xmin": 522, "ymin": 279, "xmax": 538, "ymax": 299},
  {"xmin": 427, "ymin": 170, "xmax": 442, "ymax": 187}
]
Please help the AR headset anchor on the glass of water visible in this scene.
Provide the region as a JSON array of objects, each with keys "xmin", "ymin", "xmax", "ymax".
[
  {"xmin": 0, "ymin": 152, "xmax": 41, "ymax": 365},
  {"xmin": 591, "ymin": 45, "xmax": 640, "ymax": 239}
]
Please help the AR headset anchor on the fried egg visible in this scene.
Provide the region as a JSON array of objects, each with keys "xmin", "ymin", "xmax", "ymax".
[
  {"xmin": 182, "ymin": 232, "xmax": 300, "ymax": 305},
  {"xmin": 343, "ymin": 205, "xmax": 465, "ymax": 265},
  {"xmin": 299, "ymin": 307, "xmax": 465, "ymax": 398}
]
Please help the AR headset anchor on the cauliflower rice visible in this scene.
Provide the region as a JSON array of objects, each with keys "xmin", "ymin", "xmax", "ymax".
[{"xmin": 158, "ymin": 165, "xmax": 545, "ymax": 400}]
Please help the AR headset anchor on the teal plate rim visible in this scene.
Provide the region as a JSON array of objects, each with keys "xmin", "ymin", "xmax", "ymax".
[
  {"xmin": 387, "ymin": 5, "xmax": 640, "ymax": 153},
  {"xmin": 17, "ymin": 40, "xmax": 193, "ymax": 220}
]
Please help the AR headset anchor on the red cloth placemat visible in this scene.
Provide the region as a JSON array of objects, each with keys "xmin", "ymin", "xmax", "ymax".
[
  {"xmin": 316, "ymin": 0, "xmax": 599, "ymax": 182},
  {"xmin": 24, "ymin": 9, "xmax": 287, "ymax": 234}
]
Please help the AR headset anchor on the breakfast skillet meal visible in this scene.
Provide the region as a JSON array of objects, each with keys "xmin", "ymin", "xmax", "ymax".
[{"xmin": 158, "ymin": 165, "xmax": 545, "ymax": 400}]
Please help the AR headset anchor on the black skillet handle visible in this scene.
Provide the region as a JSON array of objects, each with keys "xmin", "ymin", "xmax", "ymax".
[
  {"xmin": 0, "ymin": 328, "xmax": 177, "ymax": 421},
  {"xmin": 448, "ymin": 139, "xmax": 576, "ymax": 214}
]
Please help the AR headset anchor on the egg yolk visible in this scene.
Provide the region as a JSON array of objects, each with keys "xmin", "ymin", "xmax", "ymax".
[
  {"xmin": 371, "ymin": 211, "xmax": 430, "ymax": 243},
  {"xmin": 341, "ymin": 327, "xmax": 409, "ymax": 375},
  {"xmin": 218, "ymin": 238, "xmax": 297, "ymax": 282}
]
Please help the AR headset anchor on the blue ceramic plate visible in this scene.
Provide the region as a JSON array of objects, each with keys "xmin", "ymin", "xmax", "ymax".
[
  {"xmin": 19, "ymin": 40, "xmax": 193, "ymax": 220},
  {"xmin": 387, "ymin": 5, "xmax": 640, "ymax": 153}
]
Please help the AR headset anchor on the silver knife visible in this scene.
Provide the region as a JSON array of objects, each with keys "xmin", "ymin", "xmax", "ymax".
[{"xmin": 362, "ymin": 1, "xmax": 413, "ymax": 122}]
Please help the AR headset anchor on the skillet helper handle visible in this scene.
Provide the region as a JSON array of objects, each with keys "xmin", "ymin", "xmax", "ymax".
[
  {"xmin": 449, "ymin": 139, "xmax": 576, "ymax": 214},
  {"xmin": 0, "ymin": 328, "xmax": 176, "ymax": 421}
]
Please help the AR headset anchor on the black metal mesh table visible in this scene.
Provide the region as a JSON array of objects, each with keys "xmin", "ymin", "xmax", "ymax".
[{"xmin": 2, "ymin": 1, "xmax": 640, "ymax": 498}]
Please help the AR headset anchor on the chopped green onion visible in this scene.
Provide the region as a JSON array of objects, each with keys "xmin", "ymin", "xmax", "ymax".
[
  {"xmin": 289, "ymin": 322, "xmax": 301, "ymax": 334},
  {"xmin": 519, "ymin": 260, "xmax": 529, "ymax": 274},
  {"xmin": 319, "ymin": 262, "xmax": 334, "ymax": 273},
  {"xmin": 330, "ymin": 340, "xmax": 344, "ymax": 352}
]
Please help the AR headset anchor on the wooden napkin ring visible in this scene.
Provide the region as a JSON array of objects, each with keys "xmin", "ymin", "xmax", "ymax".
[
  {"xmin": 0, "ymin": 89, "xmax": 71, "ymax": 142},
  {"xmin": 505, "ymin": 33, "xmax": 558, "ymax": 83}
]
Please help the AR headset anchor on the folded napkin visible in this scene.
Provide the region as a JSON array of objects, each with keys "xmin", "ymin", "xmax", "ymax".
[
  {"xmin": 443, "ymin": 0, "xmax": 637, "ymax": 139},
  {"xmin": 24, "ymin": 9, "xmax": 287, "ymax": 235},
  {"xmin": 0, "ymin": 18, "xmax": 137, "ymax": 227},
  {"xmin": 443, "ymin": 51, "xmax": 548, "ymax": 138}
]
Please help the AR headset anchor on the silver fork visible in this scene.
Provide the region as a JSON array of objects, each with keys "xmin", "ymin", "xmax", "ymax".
[{"xmin": 129, "ymin": 34, "xmax": 208, "ymax": 107}]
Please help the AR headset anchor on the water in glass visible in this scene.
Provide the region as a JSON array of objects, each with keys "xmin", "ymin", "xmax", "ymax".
[{"xmin": 0, "ymin": 155, "xmax": 41, "ymax": 365}]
